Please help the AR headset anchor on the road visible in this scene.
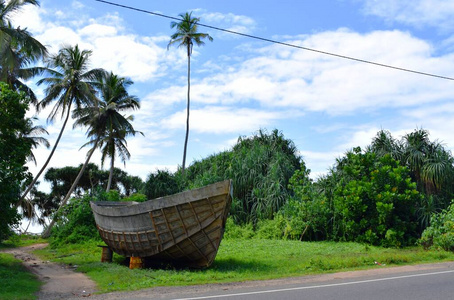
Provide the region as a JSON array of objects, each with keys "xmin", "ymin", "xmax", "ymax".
[
  {"xmin": 167, "ymin": 263, "xmax": 454, "ymax": 300},
  {"xmin": 170, "ymin": 269, "xmax": 454, "ymax": 300},
  {"xmin": 85, "ymin": 261, "xmax": 454, "ymax": 300}
]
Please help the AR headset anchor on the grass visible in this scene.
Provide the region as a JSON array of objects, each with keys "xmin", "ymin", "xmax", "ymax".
[
  {"xmin": 0, "ymin": 253, "xmax": 41, "ymax": 300},
  {"xmin": 0, "ymin": 234, "xmax": 47, "ymax": 250},
  {"xmin": 33, "ymin": 238, "xmax": 454, "ymax": 293}
]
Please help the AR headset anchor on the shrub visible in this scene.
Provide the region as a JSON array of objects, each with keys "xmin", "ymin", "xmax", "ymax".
[
  {"xmin": 332, "ymin": 152, "xmax": 420, "ymax": 247},
  {"xmin": 123, "ymin": 193, "xmax": 147, "ymax": 202},
  {"xmin": 50, "ymin": 193, "xmax": 100, "ymax": 246},
  {"xmin": 255, "ymin": 216, "xmax": 286, "ymax": 240},
  {"xmin": 420, "ymin": 202, "xmax": 454, "ymax": 251},
  {"xmin": 224, "ymin": 218, "xmax": 255, "ymax": 239}
]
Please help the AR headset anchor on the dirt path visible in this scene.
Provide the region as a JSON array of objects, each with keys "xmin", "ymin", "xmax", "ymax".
[{"xmin": 1, "ymin": 243, "xmax": 97, "ymax": 299}]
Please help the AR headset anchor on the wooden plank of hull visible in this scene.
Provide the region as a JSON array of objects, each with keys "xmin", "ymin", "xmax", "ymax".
[{"xmin": 91, "ymin": 180, "xmax": 232, "ymax": 267}]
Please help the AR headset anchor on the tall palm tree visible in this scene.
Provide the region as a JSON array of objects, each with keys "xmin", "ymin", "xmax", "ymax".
[
  {"xmin": 20, "ymin": 44, "xmax": 104, "ymax": 202},
  {"xmin": 167, "ymin": 12, "xmax": 213, "ymax": 174},
  {"xmin": 0, "ymin": 0, "xmax": 47, "ymax": 104},
  {"xmin": 94, "ymin": 71, "xmax": 141, "ymax": 192},
  {"xmin": 42, "ymin": 78, "xmax": 141, "ymax": 237}
]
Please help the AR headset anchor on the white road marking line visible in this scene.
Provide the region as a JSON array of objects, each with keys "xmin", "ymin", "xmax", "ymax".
[{"xmin": 171, "ymin": 269, "xmax": 454, "ymax": 300}]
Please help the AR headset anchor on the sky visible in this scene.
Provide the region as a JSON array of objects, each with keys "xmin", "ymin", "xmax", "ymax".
[{"xmin": 11, "ymin": 0, "xmax": 454, "ymax": 192}]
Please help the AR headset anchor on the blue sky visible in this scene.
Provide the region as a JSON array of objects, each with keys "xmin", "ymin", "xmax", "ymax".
[{"xmin": 13, "ymin": 0, "xmax": 454, "ymax": 188}]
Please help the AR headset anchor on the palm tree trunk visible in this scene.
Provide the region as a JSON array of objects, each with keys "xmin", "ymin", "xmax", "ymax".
[
  {"xmin": 106, "ymin": 156, "xmax": 114, "ymax": 192},
  {"xmin": 20, "ymin": 102, "xmax": 72, "ymax": 202},
  {"xmin": 41, "ymin": 138, "xmax": 99, "ymax": 238},
  {"xmin": 182, "ymin": 48, "xmax": 191, "ymax": 175}
]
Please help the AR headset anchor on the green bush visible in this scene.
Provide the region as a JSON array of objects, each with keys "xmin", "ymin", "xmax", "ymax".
[
  {"xmin": 123, "ymin": 193, "xmax": 147, "ymax": 202},
  {"xmin": 420, "ymin": 202, "xmax": 454, "ymax": 251},
  {"xmin": 255, "ymin": 216, "xmax": 286, "ymax": 240},
  {"xmin": 224, "ymin": 218, "xmax": 255, "ymax": 239},
  {"xmin": 50, "ymin": 192, "xmax": 102, "ymax": 246},
  {"xmin": 289, "ymin": 148, "xmax": 421, "ymax": 247},
  {"xmin": 332, "ymin": 151, "xmax": 420, "ymax": 247},
  {"xmin": 50, "ymin": 188, "xmax": 145, "ymax": 246}
]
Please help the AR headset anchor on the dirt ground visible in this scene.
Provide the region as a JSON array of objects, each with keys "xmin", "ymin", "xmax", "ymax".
[
  {"xmin": 2, "ymin": 244, "xmax": 454, "ymax": 300},
  {"xmin": 2, "ymin": 243, "xmax": 96, "ymax": 299}
]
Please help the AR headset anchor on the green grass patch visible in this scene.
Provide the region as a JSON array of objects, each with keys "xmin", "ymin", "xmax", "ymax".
[
  {"xmin": 0, "ymin": 253, "xmax": 41, "ymax": 300},
  {"xmin": 33, "ymin": 238, "xmax": 454, "ymax": 293},
  {"xmin": 0, "ymin": 234, "xmax": 47, "ymax": 250}
]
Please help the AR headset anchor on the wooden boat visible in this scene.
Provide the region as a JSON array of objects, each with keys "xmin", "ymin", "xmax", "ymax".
[{"xmin": 90, "ymin": 180, "xmax": 233, "ymax": 268}]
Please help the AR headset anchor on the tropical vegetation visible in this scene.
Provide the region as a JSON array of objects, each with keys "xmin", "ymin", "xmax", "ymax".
[
  {"xmin": 0, "ymin": 83, "xmax": 33, "ymax": 240},
  {"xmin": 2, "ymin": 2, "xmax": 454, "ymax": 275}
]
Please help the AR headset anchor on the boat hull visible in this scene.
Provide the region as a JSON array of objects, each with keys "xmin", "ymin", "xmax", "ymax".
[{"xmin": 90, "ymin": 180, "xmax": 232, "ymax": 268}]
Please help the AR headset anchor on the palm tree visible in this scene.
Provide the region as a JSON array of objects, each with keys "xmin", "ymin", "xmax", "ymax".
[
  {"xmin": 41, "ymin": 77, "xmax": 141, "ymax": 237},
  {"xmin": 94, "ymin": 71, "xmax": 141, "ymax": 192},
  {"xmin": 0, "ymin": 0, "xmax": 47, "ymax": 103},
  {"xmin": 401, "ymin": 128, "xmax": 454, "ymax": 195},
  {"xmin": 370, "ymin": 129, "xmax": 403, "ymax": 161},
  {"xmin": 21, "ymin": 117, "xmax": 50, "ymax": 165},
  {"xmin": 20, "ymin": 44, "xmax": 104, "ymax": 203},
  {"xmin": 167, "ymin": 12, "xmax": 213, "ymax": 174}
]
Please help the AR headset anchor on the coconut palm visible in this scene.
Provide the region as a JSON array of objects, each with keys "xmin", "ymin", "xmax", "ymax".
[
  {"xmin": 94, "ymin": 71, "xmax": 141, "ymax": 192},
  {"xmin": 20, "ymin": 44, "xmax": 104, "ymax": 202},
  {"xmin": 167, "ymin": 12, "xmax": 213, "ymax": 174},
  {"xmin": 21, "ymin": 117, "xmax": 49, "ymax": 165},
  {"xmin": 0, "ymin": 0, "xmax": 47, "ymax": 103},
  {"xmin": 42, "ymin": 80, "xmax": 141, "ymax": 237}
]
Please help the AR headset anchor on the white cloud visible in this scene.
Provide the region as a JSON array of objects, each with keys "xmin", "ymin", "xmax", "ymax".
[
  {"xmin": 153, "ymin": 28, "xmax": 453, "ymax": 115},
  {"xmin": 13, "ymin": 3, "xmax": 168, "ymax": 82},
  {"xmin": 8, "ymin": 2, "xmax": 47, "ymax": 33},
  {"xmin": 78, "ymin": 23, "xmax": 118, "ymax": 38},
  {"xmin": 71, "ymin": 0, "xmax": 85, "ymax": 10},
  {"xmin": 162, "ymin": 106, "xmax": 282, "ymax": 134},
  {"xmin": 90, "ymin": 34, "xmax": 166, "ymax": 82},
  {"xmin": 200, "ymin": 11, "xmax": 257, "ymax": 36},
  {"xmin": 300, "ymin": 150, "xmax": 343, "ymax": 179},
  {"xmin": 361, "ymin": 0, "xmax": 454, "ymax": 31}
]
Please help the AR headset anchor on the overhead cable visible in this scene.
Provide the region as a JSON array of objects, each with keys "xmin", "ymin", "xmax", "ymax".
[{"xmin": 94, "ymin": 0, "xmax": 454, "ymax": 81}]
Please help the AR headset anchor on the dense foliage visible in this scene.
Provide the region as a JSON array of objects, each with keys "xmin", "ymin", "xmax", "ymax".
[
  {"xmin": 420, "ymin": 203, "xmax": 454, "ymax": 251},
  {"xmin": 0, "ymin": 83, "xmax": 32, "ymax": 240},
  {"xmin": 144, "ymin": 169, "xmax": 180, "ymax": 199},
  {"xmin": 44, "ymin": 163, "xmax": 144, "ymax": 199},
  {"xmin": 183, "ymin": 129, "xmax": 302, "ymax": 223},
  {"xmin": 276, "ymin": 148, "xmax": 421, "ymax": 246}
]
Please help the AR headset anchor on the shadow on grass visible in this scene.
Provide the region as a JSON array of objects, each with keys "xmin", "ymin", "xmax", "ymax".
[
  {"xmin": 211, "ymin": 257, "xmax": 274, "ymax": 273},
  {"xmin": 114, "ymin": 256, "xmax": 273, "ymax": 274}
]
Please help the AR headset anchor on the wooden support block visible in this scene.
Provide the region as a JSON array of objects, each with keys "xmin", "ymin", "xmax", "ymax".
[
  {"xmin": 129, "ymin": 256, "xmax": 143, "ymax": 269},
  {"xmin": 98, "ymin": 245, "xmax": 112, "ymax": 263}
]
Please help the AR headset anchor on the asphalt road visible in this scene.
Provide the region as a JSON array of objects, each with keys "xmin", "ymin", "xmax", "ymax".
[
  {"xmin": 82, "ymin": 262, "xmax": 454, "ymax": 300},
  {"xmin": 167, "ymin": 263, "xmax": 454, "ymax": 300}
]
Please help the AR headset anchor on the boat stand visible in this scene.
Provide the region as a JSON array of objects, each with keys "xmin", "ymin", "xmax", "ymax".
[
  {"xmin": 129, "ymin": 256, "xmax": 143, "ymax": 269},
  {"xmin": 98, "ymin": 245, "xmax": 113, "ymax": 263}
]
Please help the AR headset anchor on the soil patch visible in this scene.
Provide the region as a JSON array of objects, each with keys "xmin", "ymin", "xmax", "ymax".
[{"xmin": 1, "ymin": 243, "xmax": 96, "ymax": 299}]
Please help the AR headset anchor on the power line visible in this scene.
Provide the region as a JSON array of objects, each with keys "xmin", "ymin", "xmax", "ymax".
[{"xmin": 94, "ymin": 0, "xmax": 454, "ymax": 81}]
